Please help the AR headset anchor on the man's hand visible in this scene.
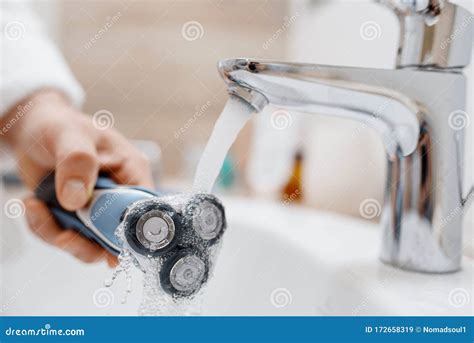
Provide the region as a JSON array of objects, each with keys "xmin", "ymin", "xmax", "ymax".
[{"xmin": 1, "ymin": 90, "xmax": 154, "ymax": 266}]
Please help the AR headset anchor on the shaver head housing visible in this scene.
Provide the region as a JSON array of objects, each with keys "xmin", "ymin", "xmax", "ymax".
[
  {"xmin": 159, "ymin": 248, "xmax": 209, "ymax": 297},
  {"xmin": 122, "ymin": 193, "xmax": 226, "ymax": 298}
]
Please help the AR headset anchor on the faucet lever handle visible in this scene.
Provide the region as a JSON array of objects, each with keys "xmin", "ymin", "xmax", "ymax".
[{"xmin": 376, "ymin": 0, "xmax": 472, "ymax": 68}]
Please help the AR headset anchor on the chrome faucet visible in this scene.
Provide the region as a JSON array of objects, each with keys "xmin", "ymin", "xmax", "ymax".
[{"xmin": 218, "ymin": 0, "xmax": 473, "ymax": 273}]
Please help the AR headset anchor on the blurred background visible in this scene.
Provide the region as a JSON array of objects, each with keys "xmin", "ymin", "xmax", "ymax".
[
  {"xmin": 2, "ymin": 0, "xmax": 472, "ymax": 212},
  {"xmin": 58, "ymin": 0, "xmax": 288, "ymax": 184},
  {"xmin": 1, "ymin": 0, "xmax": 472, "ymax": 230}
]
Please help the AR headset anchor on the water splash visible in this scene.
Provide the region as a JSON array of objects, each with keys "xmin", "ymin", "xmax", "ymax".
[
  {"xmin": 137, "ymin": 257, "xmax": 205, "ymax": 316},
  {"xmin": 103, "ymin": 227, "xmax": 134, "ymax": 304}
]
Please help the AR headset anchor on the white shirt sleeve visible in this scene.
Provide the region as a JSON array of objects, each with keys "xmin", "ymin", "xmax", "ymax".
[{"xmin": 0, "ymin": 2, "xmax": 85, "ymax": 116}]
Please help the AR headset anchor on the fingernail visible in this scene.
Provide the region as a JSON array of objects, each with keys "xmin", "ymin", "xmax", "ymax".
[{"xmin": 61, "ymin": 179, "xmax": 88, "ymax": 209}]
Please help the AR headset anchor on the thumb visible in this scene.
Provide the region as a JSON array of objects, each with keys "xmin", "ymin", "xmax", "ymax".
[{"xmin": 54, "ymin": 132, "xmax": 99, "ymax": 211}]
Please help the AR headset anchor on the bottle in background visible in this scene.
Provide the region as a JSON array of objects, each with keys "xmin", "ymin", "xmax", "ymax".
[{"xmin": 281, "ymin": 151, "xmax": 303, "ymax": 204}]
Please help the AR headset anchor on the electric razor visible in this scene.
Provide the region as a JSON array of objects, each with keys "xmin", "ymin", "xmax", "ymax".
[{"xmin": 35, "ymin": 173, "xmax": 226, "ymax": 297}]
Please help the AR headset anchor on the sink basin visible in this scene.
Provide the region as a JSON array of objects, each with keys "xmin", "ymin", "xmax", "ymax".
[{"xmin": 1, "ymin": 196, "xmax": 472, "ymax": 316}]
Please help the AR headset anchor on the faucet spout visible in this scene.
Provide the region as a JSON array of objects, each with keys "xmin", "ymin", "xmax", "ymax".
[
  {"xmin": 219, "ymin": 58, "xmax": 422, "ymax": 158},
  {"xmin": 218, "ymin": 58, "xmax": 469, "ymax": 273}
]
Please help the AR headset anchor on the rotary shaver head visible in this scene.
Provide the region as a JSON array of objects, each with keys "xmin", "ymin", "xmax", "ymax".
[
  {"xmin": 180, "ymin": 194, "xmax": 226, "ymax": 247},
  {"xmin": 123, "ymin": 201, "xmax": 181, "ymax": 257},
  {"xmin": 122, "ymin": 194, "xmax": 226, "ymax": 298},
  {"xmin": 159, "ymin": 248, "xmax": 209, "ymax": 297}
]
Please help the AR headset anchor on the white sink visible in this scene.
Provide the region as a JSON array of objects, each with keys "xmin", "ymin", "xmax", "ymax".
[{"xmin": 1, "ymin": 196, "xmax": 472, "ymax": 316}]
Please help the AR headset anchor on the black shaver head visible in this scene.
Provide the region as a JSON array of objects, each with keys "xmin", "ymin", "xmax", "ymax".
[
  {"xmin": 180, "ymin": 193, "xmax": 227, "ymax": 247},
  {"xmin": 122, "ymin": 200, "xmax": 181, "ymax": 257},
  {"xmin": 159, "ymin": 248, "xmax": 209, "ymax": 298}
]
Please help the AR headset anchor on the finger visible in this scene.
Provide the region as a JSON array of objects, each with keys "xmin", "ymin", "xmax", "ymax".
[
  {"xmin": 106, "ymin": 254, "xmax": 119, "ymax": 268},
  {"xmin": 103, "ymin": 155, "xmax": 154, "ymax": 188},
  {"xmin": 16, "ymin": 155, "xmax": 50, "ymax": 190},
  {"xmin": 54, "ymin": 230, "xmax": 108, "ymax": 264},
  {"xmin": 98, "ymin": 137, "xmax": 154, "ymax": 187},
  {"xmin": 24, "ymin": 197, "xmax": 109, "ymax": 264},
  {"xmin": 53, "ymin": 132, "xmax": 100, "ymax": 211},
  {"xmin": 24, "ymin": 197, "xmax": 64, "ymax": 244}
]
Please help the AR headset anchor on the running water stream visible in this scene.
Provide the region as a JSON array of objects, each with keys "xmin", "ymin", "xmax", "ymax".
[
  {"xmin": 105, "ymin": 96, "xmax": 256, "ymax": 315},
  {"xmin": 193, "ymin": 96, "xmax": 255, "ymax": 192}
]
